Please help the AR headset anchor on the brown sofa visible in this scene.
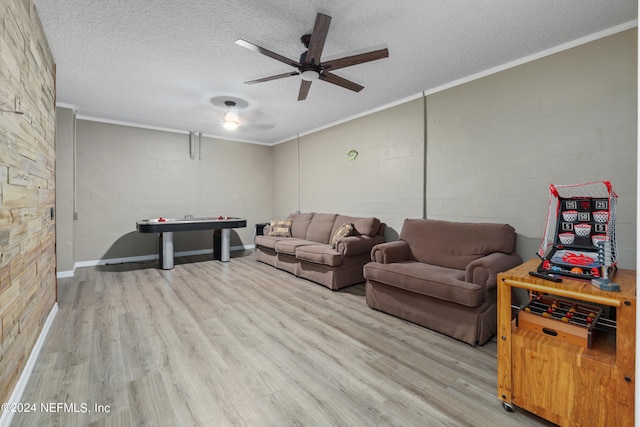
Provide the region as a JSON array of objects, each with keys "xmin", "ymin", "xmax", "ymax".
[
  {"xmin": 363, "ymin": 218, "xmax": 522, "ymax": 345},
  {"xmin": 255, "ymin": 212, "xmax": 385, "ymax": 290}
]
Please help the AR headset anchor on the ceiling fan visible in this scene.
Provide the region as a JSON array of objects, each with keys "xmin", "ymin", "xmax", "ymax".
[{"xmin": 235, "ymin": 13, "xmax": 389, "ymax": 101}]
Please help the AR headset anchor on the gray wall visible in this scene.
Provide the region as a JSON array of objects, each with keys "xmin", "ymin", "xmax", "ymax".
[
  {"xmin": 56, "ymin": 108, "xmax": 75, "ymax": 271},
  {"xmin": 270, "ymin": 29, "xmax": 637, "ymax": 268},
  {"xmin": 426, "ymin": 29, "xmax": 637, "ymax": 267},
  {"xmin": 56, "ymin": 28, "xmax": 637, "ymax": 272},
  {"xmin": 281, "ymin": 98, "xmax": 426, "ymax": 241},
  {"xmin": 57, "ymin": 118, "xmax": 272, "ymax": 266},
  {"xmin": 271, "ymin": 138, "xmax": 301, "ymax": 219}
]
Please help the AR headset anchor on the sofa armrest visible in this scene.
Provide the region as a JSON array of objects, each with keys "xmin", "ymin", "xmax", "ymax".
[
  {"xmin": 465, "ymin": 252, "xmax": 523, "ymax": 289},
  {"xmin": 336, "ymin": 235, "xmax": 385, "ymax": 257},
  {"xmin": 370, "ymin": 240, "xmax": 411, "ymax": 264}
]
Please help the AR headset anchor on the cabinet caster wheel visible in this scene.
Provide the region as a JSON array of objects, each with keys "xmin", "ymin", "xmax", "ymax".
[{"xmin": 502, "ymin": 402, "xmax": 515, "ymax": 412}]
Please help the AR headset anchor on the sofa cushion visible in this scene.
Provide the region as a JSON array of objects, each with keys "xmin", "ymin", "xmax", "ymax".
[
  {"xmin": 353, "ymin": 217, "xmax": 381, "ymax": 237},
  {"xmin": 305, "ymin": 213, "xmax": 338, "ymax": 244},
  {"xmin": 255, "ymin": 235, "xmax": 286, "ymax": 250},
  {"xmin": 331, "ymin": 215, "xmax": 353, "ymax": 236},
  {"xmin": 330, "ymin": 223, "xmax": 354, "ymax": 248},
  {"xmin": 330, "ymin": 216, "xmax": 381, "ymax": 238},
  {"xmin": 274, "ymin": 239, "xmax": 318, "ymax": 256},
  {"xmin": 399, "ymin": 219, "xmax": 516, "ymax": 270},
  {"xmin": 287, "ymin": 212, "xmax": 315, "ymax": 239},
  {"xmin": 363, "ymin": 261, "xmax": 483, "ymax": 307},
  {"xmin": 295, "ymin": 245, "xmax": 343, "ymax": 267},
  {"xmin": 268, "ymin": 220, "xmax": 292, "ymax": 237}
]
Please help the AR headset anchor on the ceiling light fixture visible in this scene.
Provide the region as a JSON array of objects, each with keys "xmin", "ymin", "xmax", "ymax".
[
  {"xmin": 300, "ymin": 67, "xmax": 320, "ymax": 81},
  {"xmin": 222, "ymin": 100, "xmax": 239, "ymax": 130},
  {"xmin": 223, "ymin": 112, "xmax": 239, "ymax": 130}
]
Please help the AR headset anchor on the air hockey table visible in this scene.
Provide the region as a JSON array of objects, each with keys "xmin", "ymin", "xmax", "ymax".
[{"xmin": 136, "ymin": 216, "xmax": 247, "ymax": 269}]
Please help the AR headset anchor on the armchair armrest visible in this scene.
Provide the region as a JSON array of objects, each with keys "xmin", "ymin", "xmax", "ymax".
[
  {"xmin": 336, "ymin": 235, "xmax": 385, "ymax": 257},
  {"xmin": 465, "ymin": 252, "xmax": 523, "ymax": 289},
  {"xmin": 370, "ymin": 240, "xmax": 411, "ymax": 264}
]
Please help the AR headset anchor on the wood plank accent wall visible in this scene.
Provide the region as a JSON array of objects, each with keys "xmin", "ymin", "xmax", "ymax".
[{"xmin": 0, "ymin": 0, "xmax": 56, "ymax": 404}]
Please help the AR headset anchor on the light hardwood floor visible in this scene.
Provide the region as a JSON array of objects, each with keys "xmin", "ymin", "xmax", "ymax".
[{"xmin": 11, "ymin": 252, "xmax": 552, "ymax": 427}]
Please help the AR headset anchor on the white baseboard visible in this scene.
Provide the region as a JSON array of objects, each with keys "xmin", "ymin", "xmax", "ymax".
[
  {"xmin": 56, "ymin": 245, "xmax": 255, "ymax": 278},
  {"xmin": 0, "ymin": 303, "xmax": 58, "ymax": 427},
  {"xmin": 56, "ymin": 266, "xmax": 76, "ymax": 278}
]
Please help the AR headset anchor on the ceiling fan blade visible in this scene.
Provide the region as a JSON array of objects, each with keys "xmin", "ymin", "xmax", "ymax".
[
  {"xmin": 305, "ymin": 13, "xmax": 331, "ymax": 65},
  {"xmin": 322, "ymin": 48, "xmax": 389, "ymax": 71},
  {"xmin": 236, "ymin": 110, "xmax": 277, "ymax": 132},
  {"xmin": 319, "ymin": 72, "xmax": 364, "ymax": 92},
  {"xmin": 235, "ymin": 39, "xmax": 301, "ymax": 68},
  {"xmin": 298, "ymin": 80, "xmax": 312, "ymax": 101},
  {"xmin": 244, "ymin": 71, "xmax": 299, "ymax": 84}
]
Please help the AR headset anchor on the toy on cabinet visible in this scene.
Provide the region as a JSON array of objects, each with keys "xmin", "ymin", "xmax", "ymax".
[{"xmin": 537, "ymin": 181, "xmax": 617, "ymax": 281}]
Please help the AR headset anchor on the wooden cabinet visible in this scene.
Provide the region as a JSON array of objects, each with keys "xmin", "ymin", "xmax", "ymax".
[{"xmin": 497, "ymin": 259, "xmax": 635, "ymax": 427}]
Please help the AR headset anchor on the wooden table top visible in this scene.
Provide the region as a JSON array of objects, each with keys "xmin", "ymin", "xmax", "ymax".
[{"xmin": 501, "ymin": 258, "xmax": 636, "ymax": 302}]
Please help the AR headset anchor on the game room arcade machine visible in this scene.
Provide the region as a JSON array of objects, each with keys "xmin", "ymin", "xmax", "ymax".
[
  {"xmin": 497, "ymin": 181, "xmax": 635, "ymax": 426},
  {"xmin": 536, "ymin": 181, "xmax": 618, "ymax": 289}
]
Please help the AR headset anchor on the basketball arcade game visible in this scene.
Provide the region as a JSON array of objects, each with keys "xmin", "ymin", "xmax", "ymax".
[
  {"xmin": 524, "ymin": 181, "xmax": 619, "ymax": 347},
  {"xmin": 496, "ymin": 181, "xmax": 634, "ymax": 426},
  {"xmin": 537, "ymin": 181, "xmax": 618, "ymax": 288}
]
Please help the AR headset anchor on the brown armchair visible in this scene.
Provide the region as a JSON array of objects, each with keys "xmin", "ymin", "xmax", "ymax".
[{"xmin": 363, "ymin": 218, "xmax": 522, "ymax": 345}]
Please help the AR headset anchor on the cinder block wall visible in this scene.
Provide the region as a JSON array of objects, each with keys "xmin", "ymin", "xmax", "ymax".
[
  {"xmin": 0, "ymin": 0, "xmax": 57, "ymax": 404},
  {"xmin": 426, "ymin": 29, "xmax": 637, "ymax": 266},
  {"xmin": 55, "ymin": 118, "xmax": 273, "ymax": 266},
  {"xmin": 271, "ymin": 29, "xmax": 636, "ymax": 268},
  {"xmin": 55, "ymin": 107, "xmax": 74, "ymax": 272},
  {"xmin": 273, "ymin": 98, "xmax": 425, "ymax": 241}
]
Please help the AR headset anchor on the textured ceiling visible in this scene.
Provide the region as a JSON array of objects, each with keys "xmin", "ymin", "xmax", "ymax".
[{"xmin": 33, "ymin": 0, "xmax": 637, "ymax": 145}]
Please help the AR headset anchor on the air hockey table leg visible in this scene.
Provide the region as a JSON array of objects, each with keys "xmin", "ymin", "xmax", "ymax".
[
  {"xmin": 162, "ymin": 231, "xmax": 174, "ymax": 269},
  {"xmin": 221, "ymin": 228, "xmax": 231, "ymax": 262}
]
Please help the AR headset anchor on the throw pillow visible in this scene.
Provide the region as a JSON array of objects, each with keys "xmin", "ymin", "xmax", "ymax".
[
  {"xmin": 330, "ymin": 223, "xmax": 354, "ymax": 248},
  {"xmin": 268, "ymin": 220, "xmax": 292, "ymax": 237}
]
